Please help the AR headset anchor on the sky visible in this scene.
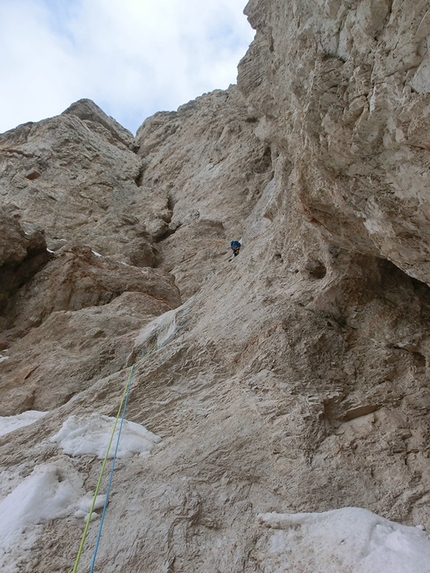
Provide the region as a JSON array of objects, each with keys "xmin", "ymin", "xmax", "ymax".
[{"xmin": 0, "ymin": 0, "xmax": 254, "ymax": 135}]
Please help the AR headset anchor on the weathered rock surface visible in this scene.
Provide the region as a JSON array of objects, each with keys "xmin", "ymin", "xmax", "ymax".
[
  {"xmin": 0, "ymin": 206, "xmax": 51, "ymax": 321},
  {"xmin": 238, "ymin": 0, "xmax": 430, "ymax": 283},
  {"xmin": 0, "ymin": 99, "xmax": 156, "ymax": 267},
  {"xmin": 0, "ymin": 244, "xmax": 180, "ymax": 415},
  {"xmin": 135, "ymin": 87, "xmax": 273, "ymax": 298},
  {"xmin": 1, "ymin": 1, "xmax": 430, "ymax": 572}
]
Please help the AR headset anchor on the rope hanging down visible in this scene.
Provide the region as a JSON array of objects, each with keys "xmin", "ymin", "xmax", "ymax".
[
  {"xmin": 89, "ymin": 363, "xmax": 134, "ymax": 573},
  {"xmin": 71, "ymin": 296, "xmax": 195, "ymax": 573}
]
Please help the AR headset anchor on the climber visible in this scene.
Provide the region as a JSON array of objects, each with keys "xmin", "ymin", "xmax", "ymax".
[{"xmin": 230, "ymin": 240, "xmax": 241, "ymax": 257}]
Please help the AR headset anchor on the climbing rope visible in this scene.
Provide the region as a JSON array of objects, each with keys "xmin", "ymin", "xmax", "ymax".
[
  {"xmin": 89, "ymin": 363, "xmax": 134, "ymax": 573},
  {"xmin": 71, "ymin": 365, "xmax": 135, "ymax": 573},
  {"xmin": 71, "ymin": 295, "xmax": 195, "ymax": 573}
]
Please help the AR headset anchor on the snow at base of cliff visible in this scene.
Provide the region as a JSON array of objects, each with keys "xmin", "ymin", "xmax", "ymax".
[
  {"xmin": 2, "ymin": 409, "xmax": 430, "ymax": 573},
  {"xmin": 0, "ymin": 412, "xmax": 161, "ymax": 572},
  {"xmin": 257, "ymin": 507, "xmax": 430, "ymax": 572}
]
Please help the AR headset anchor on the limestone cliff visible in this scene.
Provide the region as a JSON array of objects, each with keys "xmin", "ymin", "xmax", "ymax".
[{"xmin": 1, "ymin": 1, "xmax": 430, "ymax": 572}]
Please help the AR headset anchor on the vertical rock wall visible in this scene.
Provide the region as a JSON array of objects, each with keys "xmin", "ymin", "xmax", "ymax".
[
  {"xmin": 1, "ymin": 1, "xmax": 430, "ymax": 571},
  {"xmin": 238, "ymin": 0, "xmax": 430, "ymax": 282}
]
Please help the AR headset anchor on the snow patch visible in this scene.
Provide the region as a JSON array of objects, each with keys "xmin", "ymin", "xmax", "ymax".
[
  {"xmin": 0, "ymin": 465, "xmax": 81, "ymax": 551},
  {"xmin": 0, "ymin": 411, "xmax": 47, "ymax": 437},
  {"xmin": 257, "ymin": 507, "xmax": 430, "ymax": 573},
  {"xmin": 0, "ymin": 354, "xmax": 9, "ymax": 363},
  {"xmin": 50, "ymin": 413, "xmax": 161, "ymax": 459},
  {"xmin": 92, "ymin": 250, "xmax": 102, "ymax": 257},
  {"xmin": 0, "ymin": 463, "xmax": 106, "ymax": 570}
]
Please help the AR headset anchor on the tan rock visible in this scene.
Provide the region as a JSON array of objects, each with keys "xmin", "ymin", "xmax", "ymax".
[
  {"xmin": 238, "ymin": 0, "xmax": 430, "ymax": 285},
  {"xmin": 0, "ymin": 206, "xmax": 51, "ymax": 319},
  {"xmin": 1, "ymin": 3, "xmax": 430, "ymax": 570},
  {"xmin": 0, "ymin": 246, "xmax": 180, "ymax": 414},
  {"xmin": 0, "ymin": 100, "xmax": 156, "ymax": 266}
]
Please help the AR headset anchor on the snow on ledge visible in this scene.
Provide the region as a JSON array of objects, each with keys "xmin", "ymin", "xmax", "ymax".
[
  {"xmin": 0, "ymin": 464, "xmax": 104, "ymax": 569},
  {"xmin": 0, "ymin": 411, "xmax": 47, "ymax": 437},
  {"xmin": 0, "ymin": 465, "xmax": 82, "ymax": 553},
  {"xmin": 50, "ymin": 413, "xmax": 161, "ymax": 459},
  {"xmin": 258, "ymin": 507, "xmax": 430, "ymax": 573}
]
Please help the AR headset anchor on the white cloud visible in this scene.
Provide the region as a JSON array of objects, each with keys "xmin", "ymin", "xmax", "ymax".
[{"xmin": 0, "ymin": 0, "xmax": 254, "ymax": 134}]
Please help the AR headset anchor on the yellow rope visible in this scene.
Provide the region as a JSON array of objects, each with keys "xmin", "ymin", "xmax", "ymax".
[
  {"xmin": 71, "ymin": 364, "xmax": 135, "ymax": 573},
  {"xmin": 70, "ymin": 295, "xmax": 195, "ymax": 572}
]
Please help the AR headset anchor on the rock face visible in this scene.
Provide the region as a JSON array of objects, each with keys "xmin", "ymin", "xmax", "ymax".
[
  {"xmin": 0, "ymin": 99, "xmax": 156, "ymax": 267},
  {"xmin": 1, "ymin": 1, "xmax": 430, "ymax": 572},
  {"xmin": 238, "ymin": 0, "xmax": 430, "ymax": 282},
  {"xmin": 134, "ymin": 87, "xmax": 273, "ymax": 297},
  {"xmin": 0, "ymin": 206, "xmax": 51, "ymax": 318}
]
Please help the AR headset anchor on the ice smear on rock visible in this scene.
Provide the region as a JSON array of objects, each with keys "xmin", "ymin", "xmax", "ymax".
[
  {"xmin": 132, "ymin": 296, "xmax": 195, "ymax": 358},
  {"xmin": 258, "ymin": 507, "xmax": 430, "ymax": 573},
  {"xmin": 0, "ymin": 411, "xmax": 47, "ymax": 437},
  {"xmin": 50, "ymin": 412, "xmax": 161, "ymax": 458}
]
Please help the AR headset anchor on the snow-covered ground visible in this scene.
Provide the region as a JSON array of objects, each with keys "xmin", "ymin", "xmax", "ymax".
[
  {"xmin": 257, "ymin": 507, "xmax": 430, "ymax": 572},
  {"xmin": 0, "ymin": 410, "xmax": 47, "ymax": 437},
  {"xmin": 0, "ymin": 465, "xmax": 82, "ymax": 551}
]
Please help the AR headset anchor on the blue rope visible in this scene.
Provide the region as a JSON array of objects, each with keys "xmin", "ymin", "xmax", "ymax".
[
  {"xmin": 84, "ymin": 295, "xmax": 196, "ymax": 572},
  {"xmin": 89, "ymin": 364, "xmax": 135, "ymax": 573}
]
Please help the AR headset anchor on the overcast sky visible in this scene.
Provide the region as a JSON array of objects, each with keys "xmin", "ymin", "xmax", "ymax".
[{"xmin": 0, "ymin": 0, "xmax": 254, "ymax": 135}]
